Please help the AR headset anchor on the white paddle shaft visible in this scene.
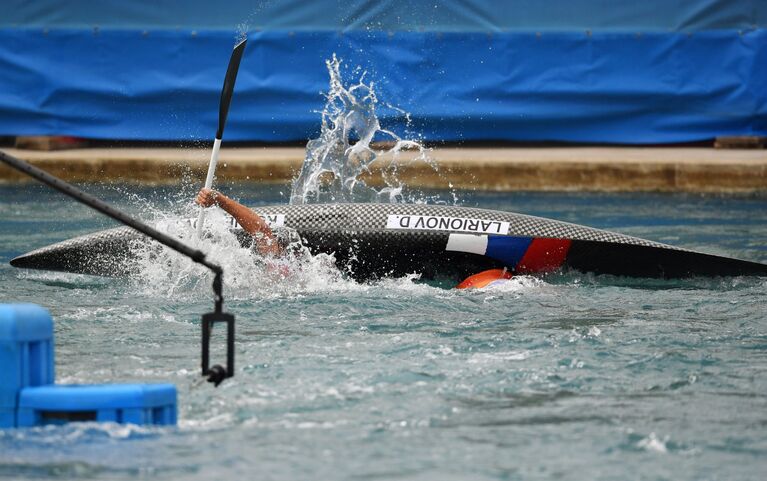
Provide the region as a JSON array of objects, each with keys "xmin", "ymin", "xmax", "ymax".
[{"xmin": 196, "ymin": 137, "xmax": 222, "ymax": 237}]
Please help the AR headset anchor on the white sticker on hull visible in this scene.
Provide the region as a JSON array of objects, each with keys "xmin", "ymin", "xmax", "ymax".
[
  {"xmin": 386, "ymin": 214, "xmax": 509, "ymax": 235},
  {"xmin": 446, "ymin": 234, "xmax": 488, "ymax": 255}
]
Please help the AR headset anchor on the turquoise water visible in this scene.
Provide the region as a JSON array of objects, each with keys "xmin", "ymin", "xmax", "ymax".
[{"xmin": 1, "ymin": 185, "xmax": 766, "ymax": 480}]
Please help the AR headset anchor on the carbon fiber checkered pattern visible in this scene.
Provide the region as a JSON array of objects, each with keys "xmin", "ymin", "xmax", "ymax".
[
  {"xmin": 253, "ymin": 203, "xmax": 682, "ymax": 250},
  {"xmin": 18, "ymin": 203, "xmax": 681, "ymax": 261},
  {"xmin": 17, "ymin": 226, "xmax": 139, "ymax": 258}
]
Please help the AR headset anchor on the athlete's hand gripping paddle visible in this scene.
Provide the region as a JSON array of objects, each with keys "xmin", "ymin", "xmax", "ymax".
[{"xmin": 196, "ymin": 38, "xmax": 247, "ymax": 238}]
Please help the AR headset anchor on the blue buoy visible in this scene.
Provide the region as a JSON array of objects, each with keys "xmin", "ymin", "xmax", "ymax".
[
  {"xmin": 0, "ymin": 303, "xmax": 177, "ymax": 428},
  {"xmin": 0, "ymin": 304, "xmax": 54, "ymax": 428}
]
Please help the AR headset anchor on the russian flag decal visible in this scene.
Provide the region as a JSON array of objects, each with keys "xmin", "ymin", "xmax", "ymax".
[{"xmin": 446, "ymin": 234, "xmax": 571, "ymax": 273}]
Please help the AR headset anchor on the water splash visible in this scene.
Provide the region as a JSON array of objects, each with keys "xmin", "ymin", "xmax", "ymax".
[
  {"xmin": 290, "ymin": 55, "xmax": 447, "ymax": 205},
  {"xmin": 126, "ymin": 202, "xmax": 444, "ymax": 301}
]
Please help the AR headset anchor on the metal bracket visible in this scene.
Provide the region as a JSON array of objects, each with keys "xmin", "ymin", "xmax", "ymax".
[{"xmin": 201, "ymin": 311, "xmax": 235, "ymax": 387}]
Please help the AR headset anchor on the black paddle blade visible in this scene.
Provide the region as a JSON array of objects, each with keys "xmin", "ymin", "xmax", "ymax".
[{"xmin": 216, "ymin": 38, "xmax": 247, "ymax": 140}]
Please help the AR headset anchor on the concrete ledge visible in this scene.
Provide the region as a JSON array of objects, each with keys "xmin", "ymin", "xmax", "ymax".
[{"xmin": 1, "ymin": 146, "xmax": 765, "ymax": 192}]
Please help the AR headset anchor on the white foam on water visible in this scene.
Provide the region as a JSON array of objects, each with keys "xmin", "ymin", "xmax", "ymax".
[
  {"xmin": 0, "ymin": 422, "xmax": 164, "ymax": 443},
  {"xmin": 467, "ymin": 351, "xmax": 531, "ymax": 364},
  {"xmin": 479, "ymin": 275, "xmax": 547, "ymax": 292},
  {"xmin": 637, "ymin": 432, "xmax": 670, "ymax": 453}
]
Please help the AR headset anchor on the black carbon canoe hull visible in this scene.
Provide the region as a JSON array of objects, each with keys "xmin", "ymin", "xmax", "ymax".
[{"xmin": 10, "ymin": 203, "xmax": 767, "ymax": 280}]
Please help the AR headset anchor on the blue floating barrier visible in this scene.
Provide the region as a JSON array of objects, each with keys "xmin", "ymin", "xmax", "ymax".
[
  {"xmin": 17, "ymin": 384, "xmax": 177, "ymax": 426},
  {"xmin": 0, "ymin": 304, "xmax": 177, "ymax": 428}
]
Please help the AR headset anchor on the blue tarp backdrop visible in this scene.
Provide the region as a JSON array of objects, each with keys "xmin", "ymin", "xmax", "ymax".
[{"xmin": 0, "ymin": 1, "xmax": 765, "ymax": 143}]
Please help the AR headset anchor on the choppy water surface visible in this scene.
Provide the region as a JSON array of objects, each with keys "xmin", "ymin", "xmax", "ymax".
[{"xmin": 1, "ymin": 185, "xmax": 766, "ymax": 480}]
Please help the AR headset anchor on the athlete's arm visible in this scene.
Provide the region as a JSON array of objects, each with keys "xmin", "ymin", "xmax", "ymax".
[{"xmin": 195, "ymin": 188, "xmax": 280, "ymax": 256}]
